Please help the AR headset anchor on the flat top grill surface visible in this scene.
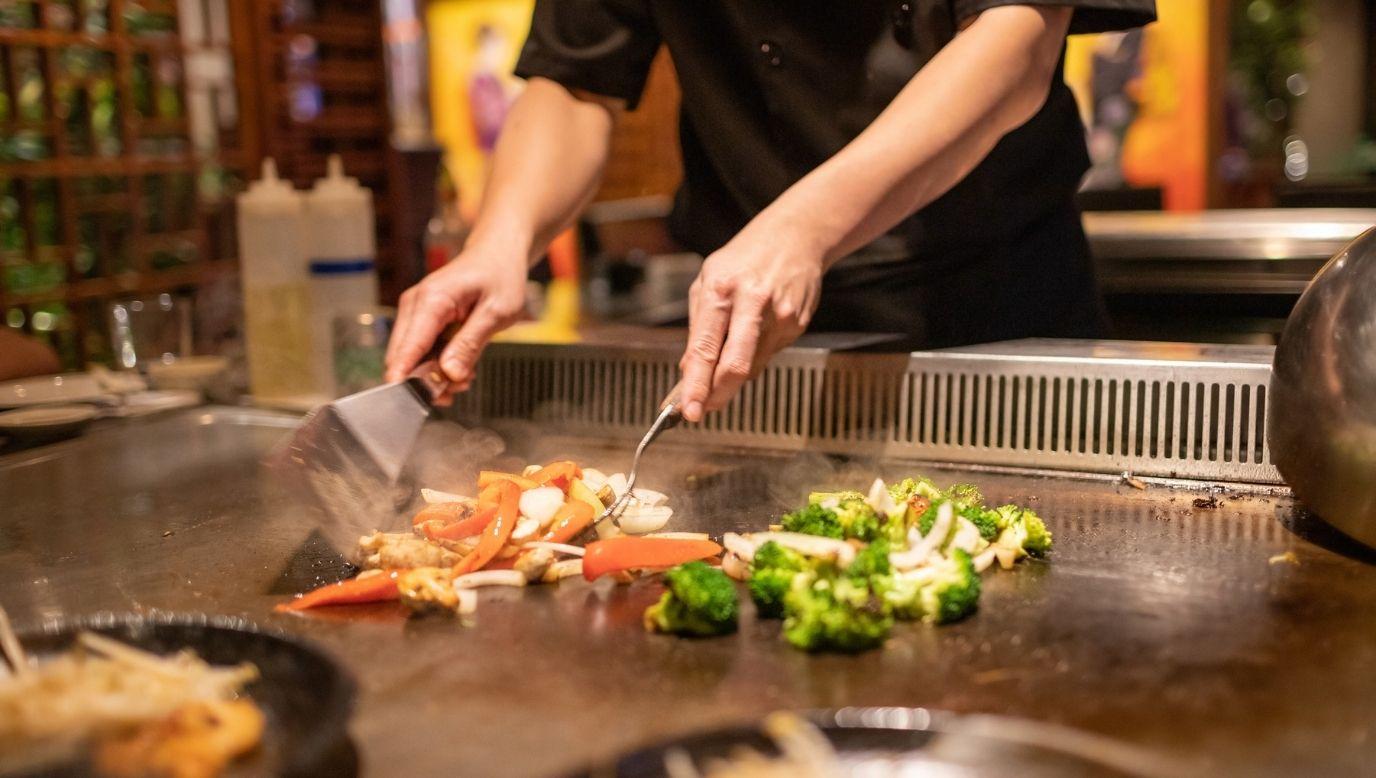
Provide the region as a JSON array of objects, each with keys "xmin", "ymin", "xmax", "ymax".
[{"xmin": 3, "ymin": 408, "xmax": 1374, "ymax": 777}]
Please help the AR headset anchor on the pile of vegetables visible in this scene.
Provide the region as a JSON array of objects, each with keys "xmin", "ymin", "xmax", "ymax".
[
  {"xmin": 277, "ymin": 464, "xmax": 1050, "ymax": 655},
  {"xmin": 673, "ymin": 475, "xmax": 1052, "ymax": 652},
  {"xmin": 277, "ymin": 461, "xmax": 719, "ymax": 620}
]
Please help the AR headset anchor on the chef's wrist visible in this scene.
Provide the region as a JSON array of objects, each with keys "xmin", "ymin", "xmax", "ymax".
[
  {"xmin": 748, "ymin": 201, "xmax": 838, "ymax": 271},
  {"xmin": 463, "ymin": 221, "xmax": 536, "ymax": 270}
]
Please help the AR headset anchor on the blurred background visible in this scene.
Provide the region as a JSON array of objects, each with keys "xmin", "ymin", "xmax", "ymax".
[{"xmin": 0, "ymin": 0, "xmax": 1373, "ymax": 385}]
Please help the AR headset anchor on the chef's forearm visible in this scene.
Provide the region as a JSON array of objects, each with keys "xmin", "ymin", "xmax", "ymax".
[
  {"xmin": 759, "ymin": 5, "xmax": 1073, "ymax": 264},
  {"xmin": 464, "ymin": 77, "xmax": 618, "ymax": 266}
]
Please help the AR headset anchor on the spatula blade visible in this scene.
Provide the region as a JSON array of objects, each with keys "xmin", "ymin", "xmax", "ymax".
[{"xmin": 271, "ymin": 380, "xmax": 433, "ymax": 555}]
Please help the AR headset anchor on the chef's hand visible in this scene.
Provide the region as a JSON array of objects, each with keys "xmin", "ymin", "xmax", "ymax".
[
  {"xmin": 677, "ymin": 225, "xmax": 823, "ymax": 422},
  {"xmin": 385, "ymin": 251, "xmax": 528, "ymax": 404}
]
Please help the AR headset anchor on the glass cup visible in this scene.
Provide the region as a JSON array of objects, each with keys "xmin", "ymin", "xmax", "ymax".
[
  {"xmin": 332, "ymin": 307, "xmax": 395, "ymax": 396},
  {"xmin": 109, "ymin": 293, "xmax": 192, "ymax": 371}
]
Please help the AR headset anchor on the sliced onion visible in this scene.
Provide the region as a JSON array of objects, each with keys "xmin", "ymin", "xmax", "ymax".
[
  {"xmin": 520, "ymin": 541, "xmax": 585, "ymax": 557},
  {"xmin": 522, "ymin": 464, "xmax": 541, "ymax": 477},
  {"xmin": 421, "ymin": 488, "xmax": 470, "ymax": 505},
  {"xmin": 630, "ymin": 488, "xmax": 669, "ymax": 507},
  {"xmin": 456, "ymin": 588, "xmax": 478, "ymax": 616},
  {"xmin": 594, "ymin": 518, "xmax": 623, "ymax": 540},
  {"xmin": 891, "ymin": 502, "xmax": 952, "ymax": 570},
  {"xmin": 604, "ymin": 472, "xmax": 629, "ymax": 499},
  {"xmin": 542, "ymin": 559, "xmax": 584, "ymax": 582},
  {"xmin": 973, "ymin": 547, "xmax": 998, "ymax": 573},
  {"xmin": 581, "ymin": 468, "xmax": 609, "ymax": 491},
  {"xmin": 748, "ymin": 532, "xmax": 855, "ymax": 567},
  {"xmin": 647, "ymin": 531, "xmax": 710, "ymax": 541},
  {"xmin": 510, "ymin": 517, "xmax": 542, "ymax": 543},
  {"xmin": 722, "ymin": 532, "xmax": 760, "ymax": 562},
  {"xmin": 949, "ymin": 517, "xmax": 982, "ymax": 554},
  {"xmin": 721, "ymin": 552, "xmax": 750, "ymax": 581},
  {"xmin": 616, "ymin": 505, "xmax": 674, "ymax": 535},
  {"xmin": 519, "ymin": 486, "xmax": 565, "ymax": 527},
  {"xmin": 865, "ymin": 477, "xmax": 902, "ymax": 519},
  {"xmin": 453, "ymin": 569, "xmax": 527, "ymax": 589}
]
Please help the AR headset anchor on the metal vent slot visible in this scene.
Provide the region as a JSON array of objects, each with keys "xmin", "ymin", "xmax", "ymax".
[{"xmin": 452, "ymin": 343, "xmax": 1280, "ymax": 484}]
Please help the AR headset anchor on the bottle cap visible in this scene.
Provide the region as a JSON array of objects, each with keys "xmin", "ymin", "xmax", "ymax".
[{"xmin": 237, "ymin": 158, "xmax": 302, "ymax": 212}]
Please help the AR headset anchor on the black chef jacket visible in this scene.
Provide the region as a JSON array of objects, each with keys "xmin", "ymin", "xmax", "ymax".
[{"xmin": 515, "ymin": 0, "xmax": 1157, "ymax": 349}]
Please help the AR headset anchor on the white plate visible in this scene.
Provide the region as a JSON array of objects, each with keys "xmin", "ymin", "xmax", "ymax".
[
  {"xmin": 0, "ymin": 373, "xmax": 111, "ymax": 408},
  {"xmin": 0, "ymin": 403, "xmax": 100, "ymax": 440},
  {"xmin": 113, "ymin": 390, "xmax": 203, "ymax": 417}
]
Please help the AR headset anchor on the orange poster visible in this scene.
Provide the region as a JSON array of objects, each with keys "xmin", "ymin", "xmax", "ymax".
[{"xmin": 1065, "ymin": 0, "xmax": 1209, "ymax": 211}]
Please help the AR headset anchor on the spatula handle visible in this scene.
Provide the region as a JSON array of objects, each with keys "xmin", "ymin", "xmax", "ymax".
[{"xmin": 406, "ymin": 358, "xmax": 450, "ymax": 404}]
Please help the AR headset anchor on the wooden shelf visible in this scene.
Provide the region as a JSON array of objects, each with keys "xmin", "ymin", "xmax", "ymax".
[{"xmin": 3, "ymin": 261, "xmax": 236, "ymax": 306}]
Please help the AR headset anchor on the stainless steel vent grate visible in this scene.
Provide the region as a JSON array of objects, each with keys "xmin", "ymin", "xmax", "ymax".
[{"xmin": 450, "ymin": 339, "xmax": 1279, "ymax": 484}]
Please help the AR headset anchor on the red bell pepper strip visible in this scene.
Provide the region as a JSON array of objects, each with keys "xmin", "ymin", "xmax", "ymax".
[
  {"xmin": 540, "ymin": 501, "xmax": 595, "ymax": 544},
  {"xmin": 529, "ymin": 461, "xmax": 581, "ymax": 489},
  {"xmin": 451, "ymin": 480, "xmax": 521, "ymax": 574},
  {"xmin": 423, "ymin": 505, "xmax": 497, "ymax": 541},
  {"xmin": 412, "ymin": 501, "xmax": 477, "ymax": 527},
  {"xmin": 478, "ymin": 471, "xmax": 538, "ymax": 490},
  {"xmin": 581, "ymin": 537, "xmax": 723, "ymax": 580},
  {"xmin": 275, "ymin": 570, "xmax": 402, "ymax": 612}
]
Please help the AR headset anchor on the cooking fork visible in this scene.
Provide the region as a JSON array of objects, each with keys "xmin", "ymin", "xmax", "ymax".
[{"xmin": 593, "ymin": 386, "xmax": 683, "ymax": 531}]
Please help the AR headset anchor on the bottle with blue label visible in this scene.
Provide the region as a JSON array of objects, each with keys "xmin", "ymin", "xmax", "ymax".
[{"xmin": 305, "ymin": 155, "xmax": 378, "ymax": 396}]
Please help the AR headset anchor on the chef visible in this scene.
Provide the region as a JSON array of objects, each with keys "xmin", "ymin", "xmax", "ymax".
[{"xmin": 386, "ymin": 1, "xmax": 1156, "ymax": 422}]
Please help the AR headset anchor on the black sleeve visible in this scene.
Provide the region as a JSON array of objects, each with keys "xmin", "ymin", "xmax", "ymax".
[
  {"xmin": 952, "ymin": 0, "xmax": 1156, "ymax": 35},
  {"xmin": 513, "ymin": 0, "xmax": 661, "ymax": 110}
]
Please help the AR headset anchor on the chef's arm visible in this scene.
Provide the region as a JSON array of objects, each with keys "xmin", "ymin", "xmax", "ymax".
[
  {"xmin": 677, "ymin": 5, "xmax": 1074, "ymax": 421},
  {"xmin": 768, "ymin": 5, "xmax": 1073, "ymax": 263},
  {"xmin": 386, "ymin": 77, "xmax": 618, "ymax": 387}
]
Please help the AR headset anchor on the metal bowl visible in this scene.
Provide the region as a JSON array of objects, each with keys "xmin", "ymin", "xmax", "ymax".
[{"xmin": 1270, "ymin": 225, "xmax": 1376, "ymax": 550}]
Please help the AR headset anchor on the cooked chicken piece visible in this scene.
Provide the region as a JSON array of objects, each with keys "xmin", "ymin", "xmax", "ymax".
[
  {"xmin": 397, "ymin": 567, "xmax": 459, "ymax": 615},
  {"xmin": 513, "ymin": 548, "xmax": 554, "ymax": 583},
  {"xmin": 356, "ymin": 532, "xmax": 463, "ymax": 570},
  {"xmin": 95, "ymin": 699, "xmax": 264, "ymax": 778}
]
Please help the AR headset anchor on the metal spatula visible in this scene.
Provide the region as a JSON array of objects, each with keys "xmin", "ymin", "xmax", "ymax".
[
  {"xmin": 593, "ymin": 384, "xmax": 683, "ymax": 532},
  {"xmin": 269, "ymin": 360, "xmax": 448, "ymax": 554}
]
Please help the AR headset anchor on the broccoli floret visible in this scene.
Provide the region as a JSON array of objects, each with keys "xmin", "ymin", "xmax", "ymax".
[
  {"xmin": 888, "ymin": 477, "xmax": 942, "ymax": 503},
  {"xmin": 1023, "ymin": 511, "xmax": 1052, "ymax": 557},
  {"xmin": 994, "ymin": 505, "xmax": 1053, "ymax": 558},
  {"xmin": 944, "ymin": 483, "xmax": 984, "ymax": 507},
  {"xmin": 643, "ymin": 561, "xmax": 739, "ymax": 637},
  {"xmin": 806, "ymin": 492, "xmax": 882, "ymax": 542},
  {"xmin": 835, "ymin": 498, "xmax": 881, "ymax": 542},
  {"xmin": 781, "ymin": 503, "xmax": 844, "ymax": 539},
  {"xmin": 782, "ymin": 573, "xmax": 892, "ymax": 653},
  {"xmin": 957, "ymin": 504, "xmax": 1001, "ymax": 542},
  {"xmin": 807, "ymin": 489, "xmax": 866, "ymax": 506},
  {"xmin": 882, "ymin": 548, "xmax": 981, "ymax": 624},
  {"xmin": 749, "ymin": 541, "xmax": 810, "ymax": 619},
  {"xmin": 846, "ymin": 539, "xmax": 891, "ymax": 581},
  {"xmin": 916, "ymin": 500, "xmax": 945, "ymax": 536}
]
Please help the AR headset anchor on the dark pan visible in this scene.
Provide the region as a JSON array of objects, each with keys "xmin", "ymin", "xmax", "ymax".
[
  {"xmin": 5, "ymin": 612, "xmax": 356, "ymax": 778},
  {"xmin": 575, "ymin": 707, "xmax": 1187, "ymax": 778}
]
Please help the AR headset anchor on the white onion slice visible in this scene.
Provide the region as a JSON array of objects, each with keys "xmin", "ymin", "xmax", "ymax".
[
  {"xmin": 747, "ymin": 532, "xmax": 855, "ymax": 567},
  {"xmin": 865, "ymin": 477, "xmax": 903, "ymax": 519},
  {"xmin": 521, "ymin": 541, "xmax": 585, "ymax": 557},
  {"xmin": 456, "ymin": 588, "xmax": 478, "ymax": 616},
  {"xmin": 580, "ymin": 468, "xmax": 608, "ymax": 491},
  {"xmin": 630, "ymin": 488, "xmax": 669, "ymax": 507},
  {"xmin": 453, "ymin": 569, "xmax": 527, "ymax": 589},
  {"xmin": 721, "ymin": 552, "xmax": 750, "ymax": 581},
  {"xmin": 891, "ymin": 502, "xmax": 952, "ymax": 570},
  {"xmin": 421, "ymin": 488, "xmax": 470, "ymax": 505},
  {"xmin": 648, "ymin": 531, "xmax": 710, "ymax": 541},
  {"xmin": 510, "ymin": 517, "xmax": 542, "ymax": 543},
  {"xmin": 522, "ymin": 464, "xmax": 541, "ymax": 477},
  {"xmin": 519, "ymin": 486, "xmax": 565, "ymax": 527},
  {"xmin": 973, "ymin": 547, "xmax": 998, "ymax": 573},
  {"xmin": 604, "ymin": 472, "xmax": 629, "ymax": 499},
  {"xmin": 616, "ymin": 505, "xmax": 674, "ymax": 535},
  {"xmin": 948, "ymin": 518, "xmax": 982, "ymax": 554},
  {"xmin": 722, "ymin": 532, "xmax": 760, "ymax": 562}
]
